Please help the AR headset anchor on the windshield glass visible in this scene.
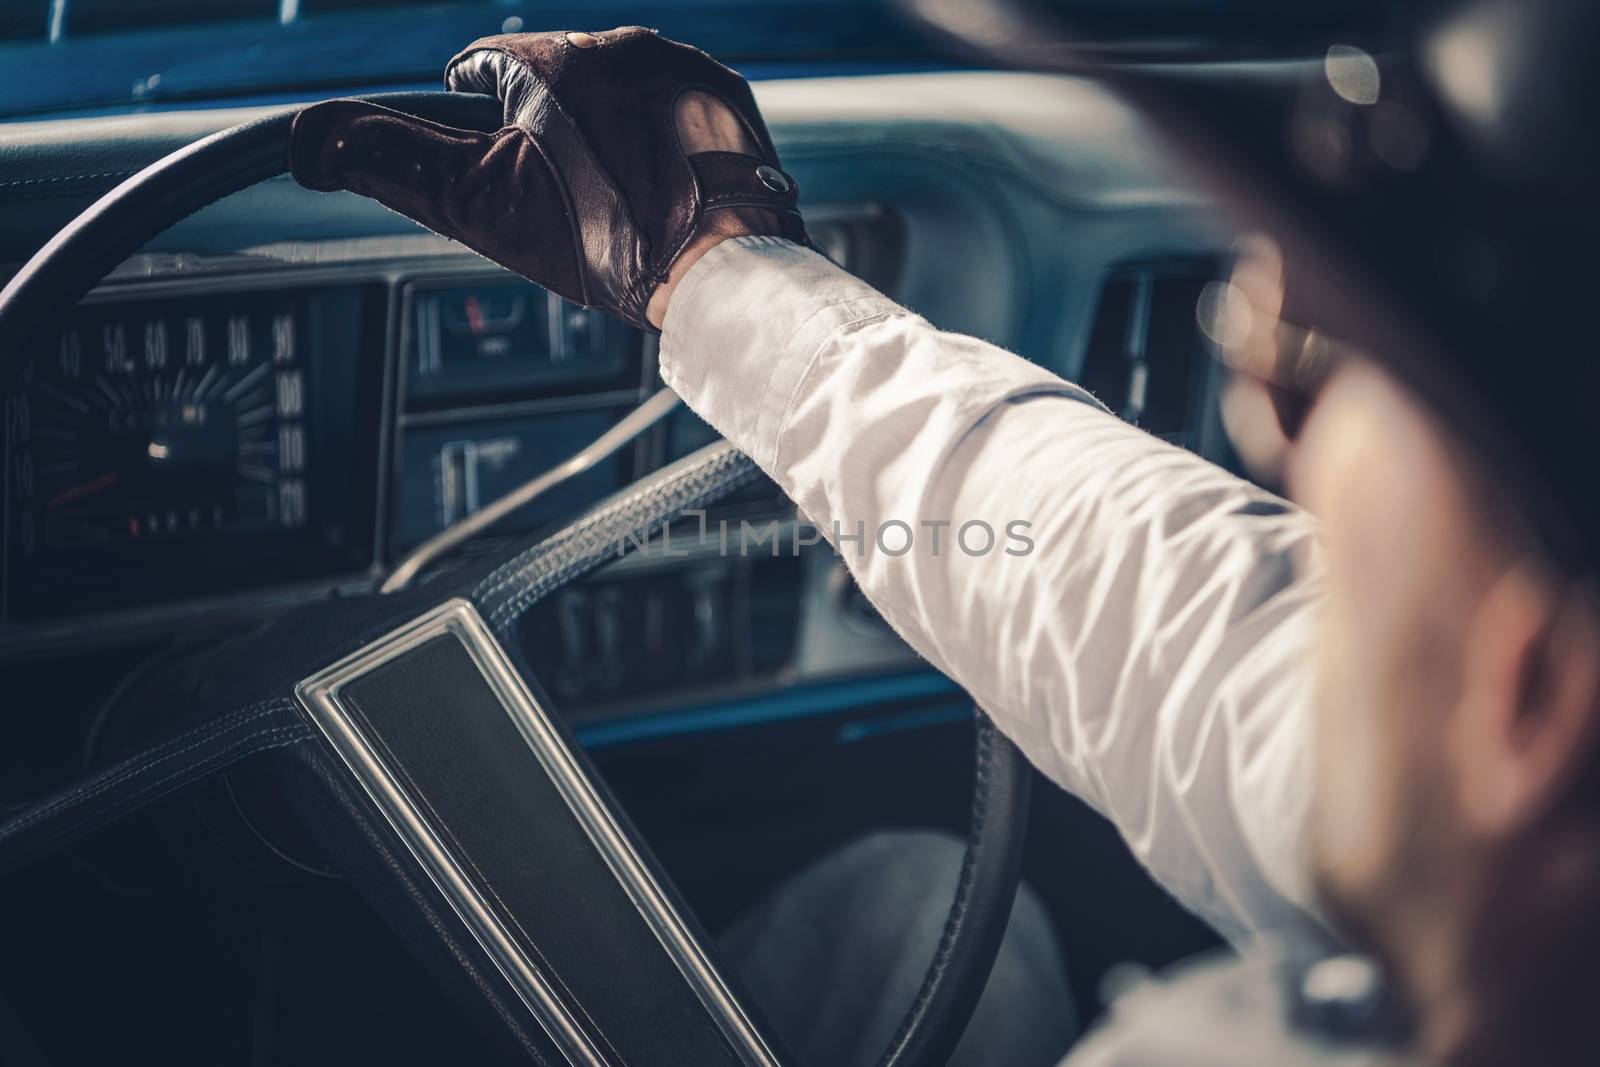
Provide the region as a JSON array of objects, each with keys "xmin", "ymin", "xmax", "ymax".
[
  {"xmin": 0, "ymin": 0, "xmax": 1392, "ymax": 119},
  {"xmin": 0, "ymin": 0, "xmax": 944, "ymax": 118}
]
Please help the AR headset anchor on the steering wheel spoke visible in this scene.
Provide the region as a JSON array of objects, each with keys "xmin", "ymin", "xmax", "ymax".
[{"xmin": 298, "ymin": 597, "xmax": 779, "ymax": 1067}]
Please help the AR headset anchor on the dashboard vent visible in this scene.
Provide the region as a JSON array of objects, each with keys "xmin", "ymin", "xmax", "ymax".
[{"xmin": 1078, "ymin": 256, "xmax": 1225, "ymax": 449}]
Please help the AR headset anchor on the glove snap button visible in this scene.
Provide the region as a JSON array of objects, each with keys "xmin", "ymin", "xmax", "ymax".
[{"xmin": 755, "ymin": 165, "xmax": 791, "ymax": 193}]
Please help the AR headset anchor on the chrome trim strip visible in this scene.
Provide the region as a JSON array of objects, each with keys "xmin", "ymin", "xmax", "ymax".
[
  {"xmin": 295, "ymin": 601, "xmax": 607, "ymax": 1067},
  {"xmin": 380, "ymin": 389, "xmax": 681, "ymax": 593},
  {"xmin": 294, "ymin": 598, "xmax": 782, "ymax": 1067}
]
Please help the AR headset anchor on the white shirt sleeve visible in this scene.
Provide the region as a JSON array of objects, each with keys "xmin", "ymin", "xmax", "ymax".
[{"xmin": 658, "ymin": 235, "xmax": 1327, "ymax": 944}]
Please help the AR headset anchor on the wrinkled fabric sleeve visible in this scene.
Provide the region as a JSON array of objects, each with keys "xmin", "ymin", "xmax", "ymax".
[{"xmin": 659, "ymin": 236, "xmax": 1327, "ymax": 944}]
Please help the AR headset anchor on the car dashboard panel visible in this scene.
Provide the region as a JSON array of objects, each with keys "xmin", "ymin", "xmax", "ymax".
[
  {"xmin": 8, "ymin": 278, "xmax": 383, "ymax": 620},
  {"xmin": 0, "ymin": 211, "xmax": 912, "ymax": 714},
  {"xmin": 0, "ymin": 70, "xmax": 1237, "ymax": 718}
]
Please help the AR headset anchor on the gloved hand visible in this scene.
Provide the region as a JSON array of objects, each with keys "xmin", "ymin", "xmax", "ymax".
[{"xmin": 289, "ymin": 26, "xmax": 806, "ymax": 331}]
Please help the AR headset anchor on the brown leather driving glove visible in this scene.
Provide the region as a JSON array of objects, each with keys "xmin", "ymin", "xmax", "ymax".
[{"xmin": 289, "ymin": 27, "xmax": 806, "ymax": 331}]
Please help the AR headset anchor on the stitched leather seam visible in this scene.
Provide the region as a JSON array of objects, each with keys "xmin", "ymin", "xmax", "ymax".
[
  {"xmin": 689, "ymin": 155, "xmax": 797, "ymax": 211},
  {"xmin": 5, "ymin": 700, "xmax": 289, "ymax": 830},
  {"xmin": 22, "ymin": 726, "xmax": 311, "ymax": 855},
  {"xmin": 0, "ymin": 709, "xmax": 296, "ymax": 843},
  {"xmin": 481, "ymin": 449, "xmax": 759, "ymax": 630},
  {"xmin": 0, "ymin": 170, "xmax": 135, "ymax": 189},
  {"xmin": 475, "ymin": 48, "xmax": 641, "ymax": 317},
  {"xmin": 660, "ymin": 81, "xmax": 791, "ymax": 275},
  {"xmin": 534, "ymin": 79, "xmax": 642, "ymax": 319},
  {"xmin": 701, "ymin": 192, "xmax": 795, "ymax": 209},
  {"xmin": 0, "ymin": 697, "xmax": 294, "ymax": 835},
  {"xmin": 664, "ymin": 82, "xmax": 709, "ymax": 277},
  {"xmin": 473, "ymin": 447, "xmax": 746, "ymax": 605},
  {"xmin": 877, "ymin": 712, "xmax": 989, "ymax": 1066},
  {"xmin": 511, "ymin": 122, "xmax": 592, "ymax": 307}
]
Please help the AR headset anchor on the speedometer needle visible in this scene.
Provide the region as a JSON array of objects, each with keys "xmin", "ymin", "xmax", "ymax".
[{"xmin": 46, "ymin": 471, "xmax": 119, "ymax": 510}]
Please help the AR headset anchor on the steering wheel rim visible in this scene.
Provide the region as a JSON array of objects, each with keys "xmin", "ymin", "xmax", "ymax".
[
  {"xmin": 0, "ymin": 91, "xmax": 504, "ymax": 387},
  {"xmin": 0, "ymin": 93, "xmax": 1035, "ymax": 1067}
]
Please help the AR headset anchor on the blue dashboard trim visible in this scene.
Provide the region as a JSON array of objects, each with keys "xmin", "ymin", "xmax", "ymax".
[
  {"xmin": 574, "ymin": 669, "xmax": 962, "ymax": 750},
  {"xmin": 832, "ymin": 703, "xmax": 970, "ymax": 744}
]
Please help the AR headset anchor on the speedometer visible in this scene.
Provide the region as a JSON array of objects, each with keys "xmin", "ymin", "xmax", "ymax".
[
  {"xmin": 17, "ymin": 301, "xmax": 307, "ymax": 555},
  {"xmin": 3, "ymin": 284, "xmax": 382, "ymax": 623}
]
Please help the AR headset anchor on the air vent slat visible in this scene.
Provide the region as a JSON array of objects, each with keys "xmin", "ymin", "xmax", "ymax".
[
  {"xmin": 1077, "ymin": 256, "xmax": 1225, "ymax": 449},
  {"xmin": 1078, "ymin": 276, "xmax": 1138, "ymax": 412}
]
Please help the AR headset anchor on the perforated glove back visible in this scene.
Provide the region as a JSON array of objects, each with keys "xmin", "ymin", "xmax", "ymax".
[{"xmin": 290, "ymin": 27, "xmax": 806, "ymax": 331}]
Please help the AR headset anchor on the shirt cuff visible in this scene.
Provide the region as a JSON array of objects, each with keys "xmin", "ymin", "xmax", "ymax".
[{"xmin": 658, "ymin": 235, "xmax": 907, "ymax": 470}]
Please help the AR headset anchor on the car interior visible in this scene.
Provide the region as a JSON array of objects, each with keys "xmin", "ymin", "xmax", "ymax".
[{"xmin": 0, "ymin": 2, "xmax": 1385, "ymax": 1062}]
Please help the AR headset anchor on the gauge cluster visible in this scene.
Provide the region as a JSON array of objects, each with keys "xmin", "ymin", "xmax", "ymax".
[
  {"xmin": 0, "ymin": 256, "xmax": 659, "ymax": 646},
  {"xmin": 0, "ymin": 207, "xmax": 901, "ymax": 650},
  {"xmin": 3, "ymin": 282, "xmax": 386, "ymax": 623},
  {"xmin": 28, "ymin": 296, "xmax": 306, "ymax": 544}
]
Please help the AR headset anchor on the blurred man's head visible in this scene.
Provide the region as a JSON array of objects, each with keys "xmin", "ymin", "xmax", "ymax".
[
  {"xmin": 1219, "ymin": 249, "xmax": 1600, "ymax": 1063},
  {"xmin": 909, "ymin": 0, "xmax": 1600, "ymax": 1057}
]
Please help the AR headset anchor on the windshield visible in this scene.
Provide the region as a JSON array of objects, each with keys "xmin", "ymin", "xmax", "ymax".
[
  {"xmin": 0, "ymin": 0, "xmax": 932, "ymax": 118},
  {"xmin": 0, "ymin": 0, "xmax": 1393, "ymax": 119}
]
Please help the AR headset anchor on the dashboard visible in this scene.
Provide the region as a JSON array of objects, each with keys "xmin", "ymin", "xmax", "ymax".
[{"xmin": 0, "ymin": 69, "xmax": 1236, "ymax": 719}]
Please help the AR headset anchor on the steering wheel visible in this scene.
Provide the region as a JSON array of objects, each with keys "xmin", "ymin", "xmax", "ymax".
[{"xmin": 0, "ymin": 93, "xmax": 1033, "ymax": 1067}]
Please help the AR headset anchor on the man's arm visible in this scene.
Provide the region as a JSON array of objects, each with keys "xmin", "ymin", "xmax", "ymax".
[{"xmin": 660, "ymin": 236, "xmax": 1327, "ymax": 944}]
